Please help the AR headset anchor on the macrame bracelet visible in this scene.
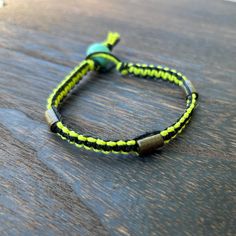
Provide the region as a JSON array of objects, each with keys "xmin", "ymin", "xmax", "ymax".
[{"xmin": 45, "ymin": 32, "xmax": 198, "ymax": 156}]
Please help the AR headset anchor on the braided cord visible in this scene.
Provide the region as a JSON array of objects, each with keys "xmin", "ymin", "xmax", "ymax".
[
  {"xmin": 116, "ymin": 62, "xmax": 198, "ymax": 144},
  {"xmin": 45, "ymin": 32, "xmax": 198, "ymax": 156}
]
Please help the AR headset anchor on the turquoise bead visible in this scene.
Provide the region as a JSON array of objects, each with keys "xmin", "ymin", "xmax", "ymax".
[{"xmin": 86, "ymin": 43, "xmax": 110, "ymax": 68}]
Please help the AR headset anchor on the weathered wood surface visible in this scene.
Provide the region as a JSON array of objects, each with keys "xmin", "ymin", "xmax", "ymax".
[{"xmin": 0, "ymin": 0, "xmax": 236, "ymax": 235}]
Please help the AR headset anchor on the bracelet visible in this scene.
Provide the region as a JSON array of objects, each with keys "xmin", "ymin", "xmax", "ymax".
[{"xmin": 45, "ymin": 32, "xmax": 198, "ymax": 156}]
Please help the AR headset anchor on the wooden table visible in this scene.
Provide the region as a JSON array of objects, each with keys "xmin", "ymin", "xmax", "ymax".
[{"xmin": 0, "ymin": 0, "xmax": 236, "ymax": 235}]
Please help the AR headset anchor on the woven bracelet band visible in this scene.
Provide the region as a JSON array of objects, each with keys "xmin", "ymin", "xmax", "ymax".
[{"xmin": 45, "ymin": 32, "xmax": 198, "ymax": 156}]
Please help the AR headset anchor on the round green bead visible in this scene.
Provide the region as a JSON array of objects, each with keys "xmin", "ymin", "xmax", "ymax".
[{"xmin": 86, "ymin": 43, "xmax": 110, "ymax": 68}]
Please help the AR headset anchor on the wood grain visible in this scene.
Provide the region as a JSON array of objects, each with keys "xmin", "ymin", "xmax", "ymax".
[{"xmin": 0, "ymin": 0, "xmax": 236, "ymax": 235}]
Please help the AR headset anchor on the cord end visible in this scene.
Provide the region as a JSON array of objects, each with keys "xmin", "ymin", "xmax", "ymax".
[{"xmin": 102, "ymin": 31, "xmax": 120, "ymax": 51}]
